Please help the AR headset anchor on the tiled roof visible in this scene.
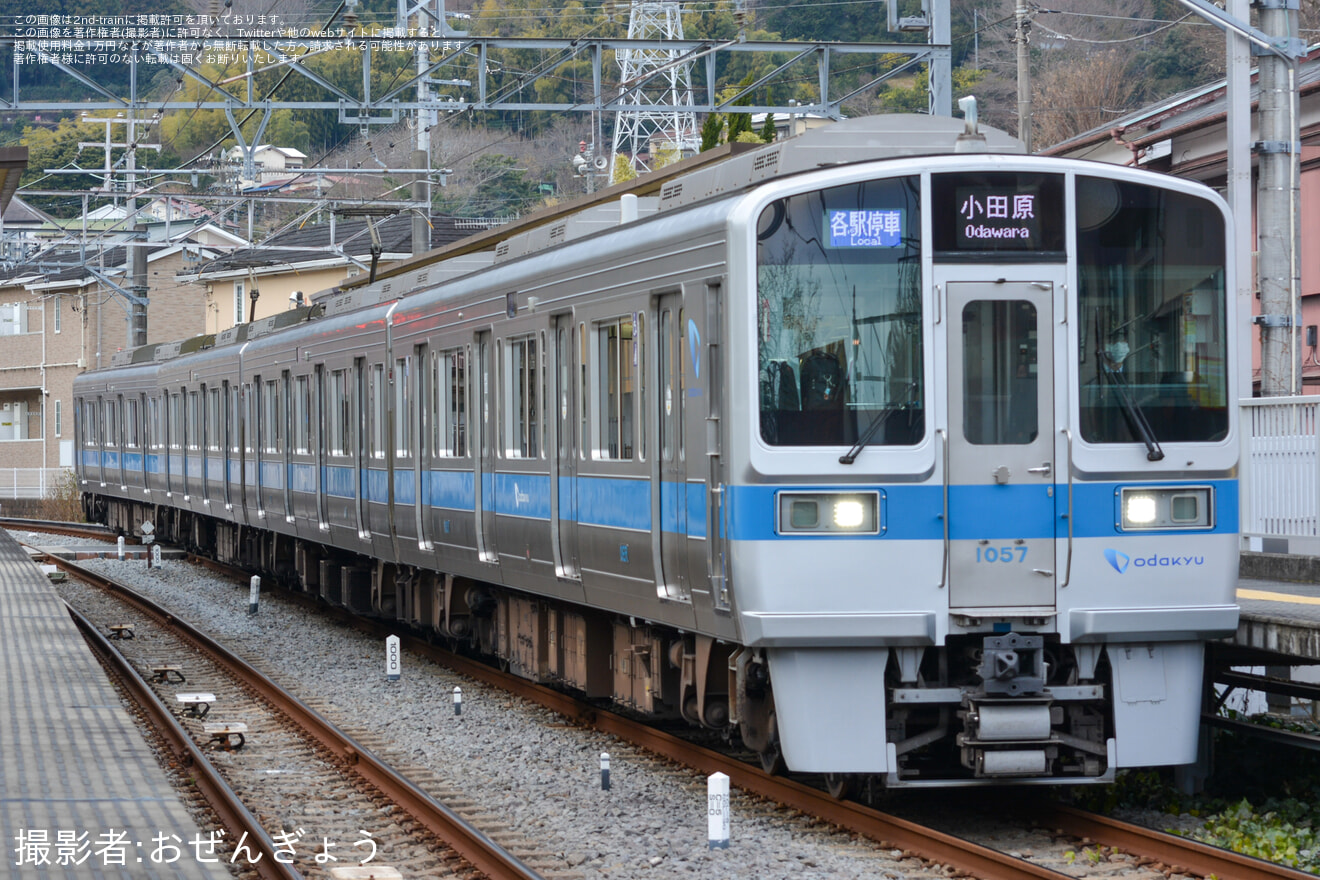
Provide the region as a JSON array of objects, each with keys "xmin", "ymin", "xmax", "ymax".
[{"xmin": 190, "ymin": 213, "xmax": 491, "ymax": 275}]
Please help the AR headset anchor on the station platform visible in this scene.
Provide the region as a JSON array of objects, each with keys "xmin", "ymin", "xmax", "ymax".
[
  {"xmin": 0, "ymin": 529, "xmax": 230, "ymax": 880},
  {"xmin": 1235, "ymin": 554, "xmax": 1320, "ymax": 661}
]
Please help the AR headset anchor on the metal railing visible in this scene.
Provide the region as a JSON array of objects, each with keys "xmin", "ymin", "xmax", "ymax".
[
  {"xmin": 1241, "ymin": 396, "xmax": 1320, "ymax": 553},
  {"xmin": 0, "ymin": 468, "xmax": 73, "ymax": 499}
]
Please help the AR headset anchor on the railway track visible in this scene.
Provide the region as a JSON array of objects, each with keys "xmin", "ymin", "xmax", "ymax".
[
  {"xmin": 179, "ymin": 554, "xmax": 1316, "ymax": 880},
  {"xmin": 47, "ymin": 551, "xmax": 549, "ymax": 880},
  {"xmin": 19, "ymin": 523, "xmax": 1317, "ymax": 880},
  {"xmin": 1, "ymin": 515, "xmax": 118, "ymax": 541}
]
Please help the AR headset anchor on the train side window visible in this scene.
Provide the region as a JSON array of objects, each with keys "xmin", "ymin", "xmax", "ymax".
[
  {"xmin": 207, "ymin": 388, "xmax": 221, "ymax": 452},
  {"xmin": 433, "ymin": 348, "xmax": 467, "ymax": 457},
  {"xmin": 395, "ymin": 356, "xmax": 412, "ymax": 459},
  {"xmin": 328, "ymin": 370, "xmax": 346, "ymax": 456},
  {"xmin": 146, "ymin": 397, "xmax": 158, "ymax": 450},
  {"xmin": 505, "ymin": 335, "xmax": 538, "ymax": 458},
  {"xmin": 129, "ymin": 398, "xmax": 141, "ymax": 448},
  {"xmin": 169, "ymin": 393, "xmax": 182, "ymax": 451},
  {"xmin": 369, "ymin": 363, "xmax": 386, "ymax": 459},
  {"xmin": 243, "ymin": 384, "xmax": 255, "ymax": 454},
  {"xmin": 294, "ymin": 376, "xmax": 309, "ymax": 454},
  {"xmin": 263, "ymin": 379, "xmax": 281, "ymax": 453},
  {"xmin": 596, "ymin": 316, "xmax": 635, "ymax": 460},
  {"xmin": 228, "ymin": 386, "xmax": 240, "ymax": 454},
  {"xmin": 104, "ymin": 398, "xmax": 117, "ymax": 447},
  {"xmin": 188, "ymin": 391, "xmax": 200, "ymax": 451}
]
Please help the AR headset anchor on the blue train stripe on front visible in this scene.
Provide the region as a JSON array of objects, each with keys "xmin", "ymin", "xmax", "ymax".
[{"xmin": 724, "ymin": 479, "xmax": 1239, "ymax": 541}]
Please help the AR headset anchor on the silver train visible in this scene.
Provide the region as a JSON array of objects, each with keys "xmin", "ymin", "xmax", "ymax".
[{"xmin": 75, "ymin": 115, "xmax": 1240, "ymax": 787}]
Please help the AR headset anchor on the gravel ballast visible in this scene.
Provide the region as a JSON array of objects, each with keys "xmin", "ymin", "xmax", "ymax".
[{"xmin": 45, "ymin": 544, "xmax": 921, "ymax": 880}]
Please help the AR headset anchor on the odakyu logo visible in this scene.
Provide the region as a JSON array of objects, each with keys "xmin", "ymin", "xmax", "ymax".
[{"xmin": 1105, "ymin": 548, "xmax": 1205, "ymax": 573}]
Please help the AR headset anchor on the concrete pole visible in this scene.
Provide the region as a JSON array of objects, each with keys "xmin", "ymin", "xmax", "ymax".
[
  {"xmin": 412, "ymin": 149, "xmax": 430, "ymax": 257},
  {"xmin": 928, "ymin": 0, "xmax": 951, "ymax": 117},
  {"xmin": 1256, "ymin": 1, "xmax": 1301, "ymax": 396},
  {"xmin": 131, "ymin": 222, "xmax": 148, "ymax": 347},
  {"xmin": 1015, "ymin": 0, "xmax": 1032, "ymax": 152},
  {"xmin": 1227, "ymin": 0, "xmax": 1252, "ymax": 401}
]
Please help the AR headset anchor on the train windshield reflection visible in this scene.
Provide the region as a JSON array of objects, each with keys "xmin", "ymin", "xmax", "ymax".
[
  {"xmin": 1076, "ymin": 176, "xmax": 1229, "ymax": 444},
  {"xmin": 756, "ymin": 177, "xmax": 925, "ymax": 447}
]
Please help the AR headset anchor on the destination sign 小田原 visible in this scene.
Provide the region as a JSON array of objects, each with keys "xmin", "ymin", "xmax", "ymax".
[{"xmin": 932, "ymin": 172, "xmax": 1065, "ymax": 258}]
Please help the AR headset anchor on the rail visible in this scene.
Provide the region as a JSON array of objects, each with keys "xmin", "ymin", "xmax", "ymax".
[
  {"xmin": 63, "ymin": 601, "xmax": 300, "ymax": 880},
  {"xmin": 51, "ymin": 555, "xmax": 546, "ymax": 880}
]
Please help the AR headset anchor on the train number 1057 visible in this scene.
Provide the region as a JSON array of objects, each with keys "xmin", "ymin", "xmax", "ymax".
[{"xmin": 975, "ymin": 546, "xmax": 1028, "ymax": 563}]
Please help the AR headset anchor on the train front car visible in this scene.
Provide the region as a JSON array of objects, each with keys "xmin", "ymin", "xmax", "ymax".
[{"xmin": 728, "ymin": 140, "xmax": 1238, "ymax": 786}]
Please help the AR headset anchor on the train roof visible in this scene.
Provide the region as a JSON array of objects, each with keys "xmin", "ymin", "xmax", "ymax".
[{"xmin": 97, "ymin": 114, "xmax": 1025, "ymax": 369}]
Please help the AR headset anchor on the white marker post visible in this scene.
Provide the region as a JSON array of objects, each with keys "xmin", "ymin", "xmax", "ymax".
[
  {"xmin": 150, "ymin": 543, "xmax": 162, "ymax": 570},
  {"xmin": 707, "ymin": 772, "xmax": 730, "ymax": 850},
  {"xmin": 117, "ymin": 536, "xmax": 125, "ymax": 561},
  {"xmin": 600, "ymin": 752, "xmax": 610, "ymax": 791},
  {"xmin": 248, "ymin": 576, "xmax": 260, "ymax": 615},
  {"xmin": 141, "ymin": 521, "xmax": 154, "ymax": 569},
  {"xmin": 453, "ymin": 686, "xmax": 462, "ymax": 716},
  {"xmin": 385, "ymin": 635, "xmax": 401, "ymax": 681}
]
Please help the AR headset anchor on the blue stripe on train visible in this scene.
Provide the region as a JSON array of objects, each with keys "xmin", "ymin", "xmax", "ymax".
[{"xmin": 84, "ymin": 448, "xmax": 1237, "ymax": 541}]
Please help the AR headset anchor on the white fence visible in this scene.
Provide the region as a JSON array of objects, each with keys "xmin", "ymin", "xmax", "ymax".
[
  {"xmin": 0, "ymin": 468, "xmax": 73, "ymax": 500},
  {"xmin": 1241, "ymin": 397, "xmax": 1320, "ymax": 554}
]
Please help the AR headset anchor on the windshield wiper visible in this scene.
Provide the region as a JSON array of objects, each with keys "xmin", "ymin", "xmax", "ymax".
[
  {"xmin": 839, "ymin": 408, "xmax": 895, "ymax": 465},
  {"xmin": 1101, "ymin": 367, "xmax": 1165, "ymax": 462}
]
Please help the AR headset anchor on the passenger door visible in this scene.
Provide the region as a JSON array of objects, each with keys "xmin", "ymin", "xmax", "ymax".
[
  {"xmin": 552, "ymin": 317, "xmax": 581, "ymax": 579},
  {"xmin": 655, "ymin": 296, "xmax": 690, "ymax": 601},
  {"xmin": 946, "ymin": 280, "xmax": 1057, "ymax": 609},
  {"xmin": 474, "ymin": 331, "xmax": 498, "ymax": 563}
]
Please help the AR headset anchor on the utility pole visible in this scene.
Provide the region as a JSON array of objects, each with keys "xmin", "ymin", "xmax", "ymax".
[
  {"xmin": 1015, "ymin": 0, "xmax": 1032, "ymax": 152},
  {"xmin": 1255, "ymin": 0, "xmax": 1302, "ymax": 396},
  {"xmin": 78, "ymin": 112, "xmax": 159, "ymax": 347}
]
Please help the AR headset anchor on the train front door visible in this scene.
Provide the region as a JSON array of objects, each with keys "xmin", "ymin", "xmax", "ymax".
[{"xmin": 946, "ymin": 280, "xmax": 1057, "ymax": 610}]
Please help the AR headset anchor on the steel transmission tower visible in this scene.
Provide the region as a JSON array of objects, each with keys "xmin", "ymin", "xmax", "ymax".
[{"xmin": 610, "ymin": 1, "xmax": 699, "ymax": 183}]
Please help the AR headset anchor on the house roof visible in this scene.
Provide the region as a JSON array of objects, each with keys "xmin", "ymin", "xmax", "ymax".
[
  {"xmin": 1045, "ymin": 46, "xmax": 1320, "ymax": 158},
  {"xmin": 1, "ymin": 196, "xmax": 50, "ymax": 226},
  {"xmin": 2, "ymin": 241, "xmax": 214, "ymax": 289},
  {"xmin": 0, "ymin": 147, "xmax": 26, "ymax": 213},
  {"xmin": 186, "ymin": 213, "xmax": 492, "ymax": 278}
]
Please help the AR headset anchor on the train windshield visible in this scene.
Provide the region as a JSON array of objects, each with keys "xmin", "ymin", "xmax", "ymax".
[
  {"xmin": 1076, "ymin": 177, "xmax": 1229, "ymax": 444},
  {"xmin": 756, "ymin": 177, "xmax": 924, "ymax": 447}
]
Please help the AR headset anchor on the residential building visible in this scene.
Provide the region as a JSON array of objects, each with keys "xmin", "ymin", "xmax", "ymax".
[
  {"xmin": 1045, "ymin": 48, "xmax": 1320, "ymax": 392},
  {"xmin": 183, "ymin": 212, "xmax": 505, "ymax": 332}
]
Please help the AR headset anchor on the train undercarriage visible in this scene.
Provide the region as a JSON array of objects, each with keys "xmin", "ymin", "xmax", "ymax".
[{"xmin": 93, "ymin": 494, "xmax": 1114, "ymax": 787}]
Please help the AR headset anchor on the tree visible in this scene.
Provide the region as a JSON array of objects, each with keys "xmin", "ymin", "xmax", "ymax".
[
  {"xmin": 612, "ymin": 154, "xmax": 637, "ymax": 184},
  {"xmin": 700, "ymin": 114, "xmax": 724, "ymax": 151},
  {"xmin": 468, "ymin": 153, "xmax": 540, "ymax": 217}
]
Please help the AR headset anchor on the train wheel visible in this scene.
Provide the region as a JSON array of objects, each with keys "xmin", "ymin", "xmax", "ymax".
[{"xmin": 824, "ymin": 773, "xmax": 855, "ymax": 800}]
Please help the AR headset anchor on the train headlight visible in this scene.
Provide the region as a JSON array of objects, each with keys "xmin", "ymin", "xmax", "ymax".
[
  {"xmin": 777, "ymin": 491, "xmax": 881, "ymax": 535},
  {"xmin": 834, "ymin": 499, "xmax": 866, "ymax": 528},
  {"xmin": 1125, "ymin": 494, "xmax": 1158, "ymax": 525},
  {"xmin": 1118, "ymin": 486, "xmax": 1214, "ymax": 530}
]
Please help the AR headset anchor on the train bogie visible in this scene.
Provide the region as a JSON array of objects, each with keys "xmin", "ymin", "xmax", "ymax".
[{"xmin": 74, "ymin": 114, "xmax": 1240, "ymax": 786}]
